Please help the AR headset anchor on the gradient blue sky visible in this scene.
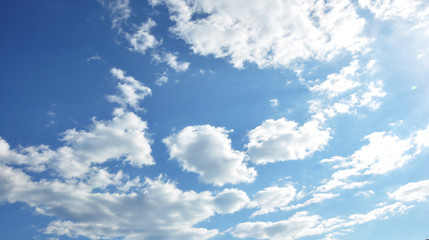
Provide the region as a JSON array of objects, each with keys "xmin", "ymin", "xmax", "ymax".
[{"xmin": 1, "ymin": 0, "xmax": 429, "ymax": 240}]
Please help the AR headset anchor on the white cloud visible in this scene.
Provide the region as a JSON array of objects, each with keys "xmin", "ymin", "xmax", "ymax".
[
  {"xmin": 346, "ymin": 202, "xmax": 411, "ymax": 225},
  {"xmin": 0, "ymin": 165, "xmax": 249, "ymax": 240},
  {"xmin": 152, "ymin": 52, "xmax": 190, "ymax": 72},
  {"xmin": 308, "ymin": 60, "xmax": 386, "ymax": 119},
  {"xmin": 250, "ymin": 185, "xmax": 296, "ymax": 217},
  {"xmin": 269, "ymin": 98, "xmax": 279, "ymax": 107},
  {"xmin": 232, "ymin": 202, "xmax": 411, "ymax": 240},
  {"xmin": 107, "ymin": 68, "xmax": 152, "ymax": 110},
  {"xmin": 155, "ymin": 73, "xmax": 169, "ymax": 86},
  {"xmin": 0, "ymin": 109, "xmax": 154, "ymax": 179},
  {"xmin": 99, "ymin": 0, "xmax": 131, "ymax": 30},
  {"xmin": 151, "ymin": 0, "xmax": 368, "ymax": 68},
  {"xmin": 246, "ymin": 118, "xmax": 331, "ymax": 164},
  {"xmin": 358, "ymin": 0, "xmax": 423, "ymax": 20},
  {"xmin": 388, "ymin": 179, "xmax": 429, "ymax": 202},
  {"xmin": 318, "ymin": 131, "xmax": 415, "ymax": 192},
  {"xmin": 163, "ymin": 125, "xmax": 256, "ymax": 186},
  {"xmin": 309, "ymin": 60, "xmax": 361, "ymax": 98},
  {"xmin": 126, "ymin": 18, "xmax": 160, "ymax": 54},
  {"xmin": 283, "ymin": 193, "xmax": 339, "ymax": 211},
  {"xmin": 414, "ymin": 123, "xmax": 429, "ymax": 150},
  {"xmin": 231, "ymin": 211, "xmax": 339, "ymax": 240}
]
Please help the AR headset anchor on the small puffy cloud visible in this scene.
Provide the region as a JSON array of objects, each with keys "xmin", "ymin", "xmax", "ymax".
[
  {"xmin": 155, "ymin": 73, "xmax": 169, "ymax": 86},
  {"xmin": 151, "ymin": 0, "xmax": 368, "ymax": 68},
  {"xmin": 126, "ymin": 18, "xmax": 160, "ymax": 54},
  {"xmin": 246, "ymin": 118, "xmax": 331, "ymax": 164},
  {"xmin": 269, "ymin": 98, "xmax": 279, "ymax": 107},
  {"xmin": 388, "ymin": 179, "xmax": 429, "ymax": 202},
  {"xmin": 152, "ymin": 52, "xmax": 190, "ymax": 72},
  {"xmin": 163, "ymin": 125, "xmax": 256, "ymax": 186},
  {"xmin": 0, "ymin": 165, "xmax": 249, "ymax": 240},
  {"xmin": 414, "ymin": 123, "xmax": 429, "ymax": 150},
  {"xmin": 250, "ymin": 185, "xmax": 296, "ymax": 217},
  {"xmin": 107, "ymin": 68, "xmax": 152, "ymax": 110}
]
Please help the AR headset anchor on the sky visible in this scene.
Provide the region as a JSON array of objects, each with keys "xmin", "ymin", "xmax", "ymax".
[{"xmin": 1, "ymin": 0, "xmax": 429, "ymax": 240}]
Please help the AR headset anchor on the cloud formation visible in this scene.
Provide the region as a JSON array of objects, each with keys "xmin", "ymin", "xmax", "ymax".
[
  {"xmin": 150, "ymin": 0, "xmax": 368, "ymax": 68},
  {"xmin": 246, "ymin": 118, "xmax": 331, "ymax": 164},
  {"xmin": 163, "ymin": 125, "xmax": 257, "ymax": 186}
]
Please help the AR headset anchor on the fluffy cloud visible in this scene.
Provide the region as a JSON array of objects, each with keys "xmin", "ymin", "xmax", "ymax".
[
  {"xmin": 151, "ymin": 0, "xmax": 368, "ymax": 68},
  {"xmin": 388, "ymin": 179, "xmax": 429, "ymax": 202},
  {"xmin": 163, "ymin": 125, "xmax": 256, "ymax": 186},
  {"xmin": 250, "ymin": 185, "xmax": 296, "ymax": 217},
  {"xmin": 152, "ymin": 52, "xmax": 190, "ymax": 72},
  {"xmin": 0, "ymin": 109, "xmax": 153, "ymax": 179},
  {"xmin": 0, "ymin": 165, "xmax": 249, "ymax": 240},
  {"xmin": 246, "ymin": 118, "xmax": 331, "ymax": 164},
  {"xmin": 126, "ymin": 18, "xmax": 160, "ymax": 54},
  {"xmin": 107, "ymin": 68, "xmax": 152, "ymax": 110}
]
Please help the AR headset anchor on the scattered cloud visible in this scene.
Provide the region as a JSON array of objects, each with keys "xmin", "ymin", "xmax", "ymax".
[
  {"xmin": 107, "ymin": 68, "xmax": 152, "ymax": 110},
  {"xmin": 126, "ymin": 18, "xmax": 161, "ymax": 54},
  {"xmin": 155, "ymin": 72, "xmax": 169, "ymax": 86},
  {"xmin": 246, "ymin": 118, "xmax": 331, "ymax": 164},
  {"xmin": 163, "ymin": 125, "xmax": 256, "ymax": 186},
  {"xmin": 150, "ymin": 0, "xmax": 368, "ymax": 68},
  {"xmin": 152, "ymin": 52, "xmax": 190, "ymax": 72},
  {"xmin": 269, "ymin": 98, "xmax": 279, "ymax": 107},
  {"xmin": 250, "ymin": 185, "xmax": 296, "ymax": 217}
]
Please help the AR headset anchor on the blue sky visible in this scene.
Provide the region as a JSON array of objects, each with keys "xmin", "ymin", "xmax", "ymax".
[{"xmin": 1, "ymin": 0, "xmax": 429, "ymax": 239}]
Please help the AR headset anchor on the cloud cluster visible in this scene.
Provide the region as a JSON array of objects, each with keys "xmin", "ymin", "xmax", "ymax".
[
  {"xmin": 0, "ymin": 165, "xmax": 249, "ymax": 240},
  {"xmin": 150, "ymin": 0, "xmax": 368, "ymax": 68},
  {"xmin": 246, "ymin": 118, "xmax": 331, "ymax": 164},
  {"xmin": 107, "ymin": 68, "xmax": 152, "ymax": 110},
  {"xmin": 164, "ymin": 125, "xmax": 256, "ymax": 186}
]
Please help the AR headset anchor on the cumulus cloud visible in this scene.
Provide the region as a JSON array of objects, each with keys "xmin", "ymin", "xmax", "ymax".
[
  {"xmin": 246, "ymin": 118, "xmax": 331, "ymax": 164},
  {"xmin": 0, "ymin": 165, "xmax": 249, "ymax": 240},
  {"xmin": 388, "ymin": 179, "xmax": 429, "ymax": 202},
  {"xmin": 250, "ymin": 185, "xmax": 296, "ymax": 217},
  {"xmin": 0, "ymin": 109, "xmax": 154, "ymax": 179},
  {"xmin": 126, "ymin": 18, "xmax": 160, "ymax": 54},
  {"xmin": 150, "ymin": 0, "xmax": 368, "ymax": 68},
  {"xmin": 107, "ymin": 68, "xmax": 152, "ymax": 110},
  {"xmin": 152, "ymin": 52, "xmax": 190, "ymax": 72},
  {"xmin": 163, "ymin": 125, "xmax": 256, "ymax": 186}
]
